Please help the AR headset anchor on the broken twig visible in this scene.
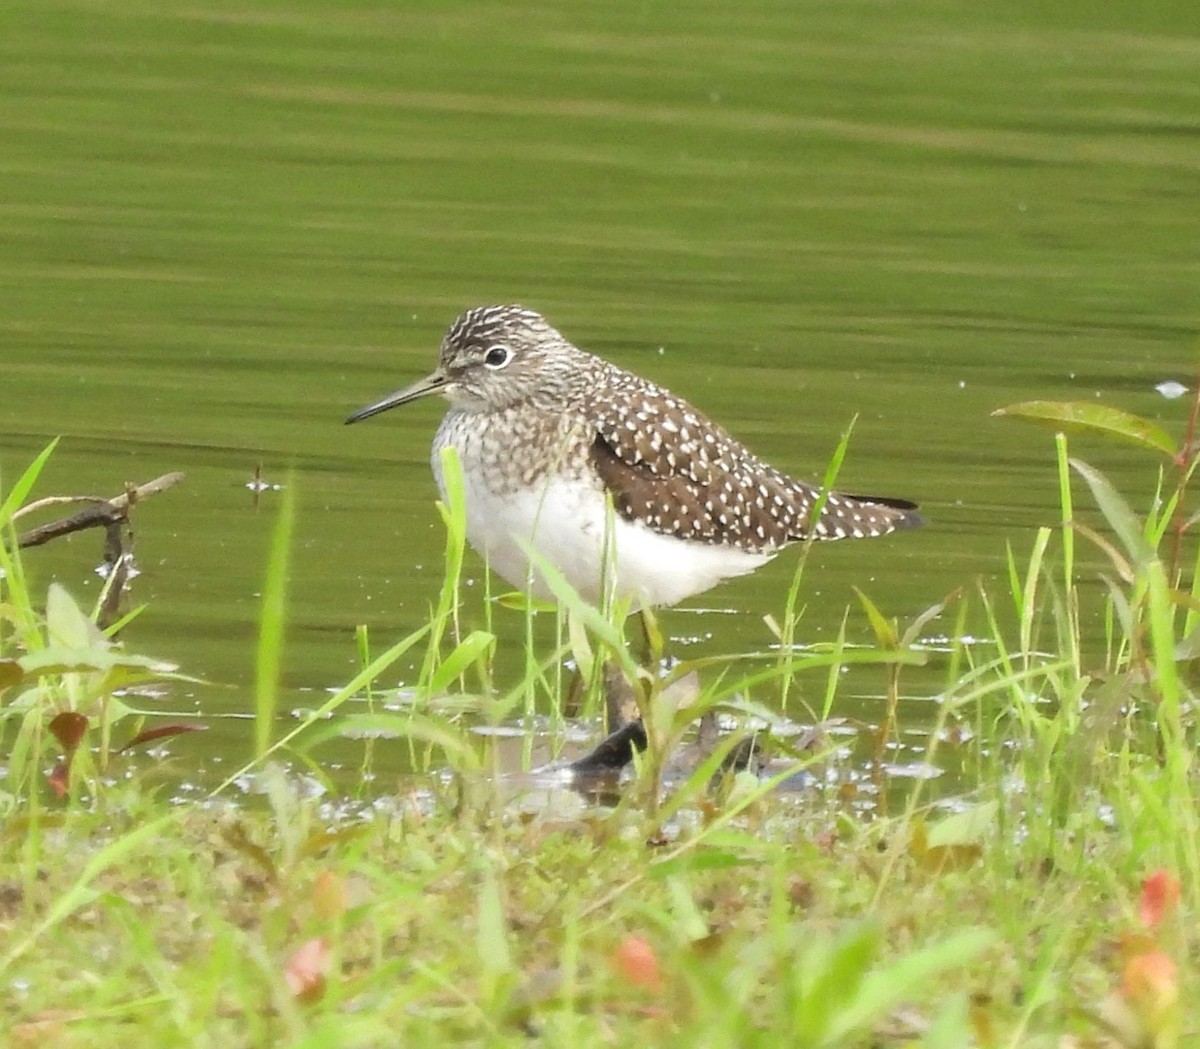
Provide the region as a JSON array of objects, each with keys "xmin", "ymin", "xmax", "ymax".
[{"xmin": 14, "ymin": 472, "xmax": 185, "ymax": 549}]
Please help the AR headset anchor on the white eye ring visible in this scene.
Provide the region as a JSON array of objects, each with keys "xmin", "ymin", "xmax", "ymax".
[{"xmin": 484, "ymin": 345, "xmax": 511, "ymax": 369}]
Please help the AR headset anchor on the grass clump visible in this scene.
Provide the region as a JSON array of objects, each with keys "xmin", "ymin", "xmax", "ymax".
[{"xmin": 2, "ymin": 389, "xmax": 1198, "ymax": 1046}]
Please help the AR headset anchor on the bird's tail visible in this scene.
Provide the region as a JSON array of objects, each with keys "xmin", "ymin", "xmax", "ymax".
[{"xmin": 808, "ymin": 490, "xmax": 923, "ymax": 540}]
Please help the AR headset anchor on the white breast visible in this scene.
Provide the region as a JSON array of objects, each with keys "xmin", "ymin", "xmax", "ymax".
[{"xmin": 440, "ymin": 460, "xmax": 771, "ymax": 608}]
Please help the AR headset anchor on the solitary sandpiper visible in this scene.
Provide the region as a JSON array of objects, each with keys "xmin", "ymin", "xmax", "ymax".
[{"xmin": 347, "ymin": 305, "xmax": 921, "ymax": 608}]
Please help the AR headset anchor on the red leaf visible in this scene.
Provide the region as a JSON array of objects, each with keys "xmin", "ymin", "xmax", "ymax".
[
  {"xmin": 47, "ymin": 763, "xmax": 70, "ymax": 798},
  {"xmin": 116, "ymin": 723, "xmax": 207, "ymax": 754},
  {"xmin": 1139, "ymin": 870, "xmax": 1180, "ymax": 929},
  {"xmin": 47, "ymin": 712, "xmax": 89, "ymax": 797},
  {"xmin": 612, "ymin": 935, "xmax": 662, "ymax": 992},
  {"xmin": 285, "ymin": 938, "xmax": 330, "ymax": 1003},
  {"xmin": 48, "ymin": 712, "xmax": 88, "ymax": 758}
]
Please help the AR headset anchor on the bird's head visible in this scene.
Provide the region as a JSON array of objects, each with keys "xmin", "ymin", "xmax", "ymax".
[{"xmin": 346, "ymin": 305, "xmax": 577, "ymax": 422}]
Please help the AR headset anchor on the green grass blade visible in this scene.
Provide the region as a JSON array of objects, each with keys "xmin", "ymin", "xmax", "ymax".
[
  {"xmin": 0, "ymin": 438, "xmax": 59, "ymax": 526},
  {"xmin": 254, "ymin": 481, "xmax": 295, "ymax": 760},
  {"xmin": 1069, "ymin": 458, "xmax": 1155, "ymax": 567},
  {"xmin": 0, "ymin": 815, "xmax": 175, "ymax": 975}
]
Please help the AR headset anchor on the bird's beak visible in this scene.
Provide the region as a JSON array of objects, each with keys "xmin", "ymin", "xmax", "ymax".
[{"xmin": 345, "ymin": 370, "xmax": 447, "ymax": 424}]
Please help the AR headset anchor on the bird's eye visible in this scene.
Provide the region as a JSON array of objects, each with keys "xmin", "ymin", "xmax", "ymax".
[{"xmin": 484, "ymin": 346, "xmax": 510, "ymax": 369}]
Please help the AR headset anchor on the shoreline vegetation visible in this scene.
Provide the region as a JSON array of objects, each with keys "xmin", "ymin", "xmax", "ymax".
[{"xmin": 1, "ymin": 390, "xmax": 1196, "ymax": 1046}]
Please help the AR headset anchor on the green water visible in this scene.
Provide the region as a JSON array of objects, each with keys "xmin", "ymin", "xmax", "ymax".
[{"xmin": 3, "ymin": 1, "xmax": 1198, "ymax": 783}]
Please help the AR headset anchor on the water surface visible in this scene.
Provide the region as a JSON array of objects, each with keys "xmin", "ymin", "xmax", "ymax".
[{"xmin": 3, "ymin": 0, "xmax": 1197, "ymax": 785}]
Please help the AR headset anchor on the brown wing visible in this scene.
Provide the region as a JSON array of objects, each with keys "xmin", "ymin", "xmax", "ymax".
[{"xmin": 588, "ymin": 364, "xmax": 921, "ymax": 551}]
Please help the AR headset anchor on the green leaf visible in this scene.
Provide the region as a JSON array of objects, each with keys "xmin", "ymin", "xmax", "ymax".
[
  {"xmin": 1070, "ymin": 458, "xmax": 1155, "ymax": 568},
  {"xmin": 900, "ymin": 591, "xmax": 956, "ymax": 649},
  {"xmin": 492, "ymin": 590, "xmax": 555, "ymax": 613},
  {"xmin": 428, "ymin": 630, "xmax": 495, "ymax": 695},
  {"xmin": 798, "ymin": 921, "xmax": 878, "ymax": 1037},
  {"xmin": 648, "ymin": 848, "xmax": 756, "ymax": 879},
  {"xmin": 45, "ymin": 584, "xmax": 106, "ymax": 651},
  {"xmin": 825, "ymin": 927, "xmax": 996, "ymax": 1044},
  {"xmin": 853, "ymin": 587, "xmax": 898, "ymax": 647},
  {"xmin": 921, "ymin": 993, "xmax": 974, "ymax": 1049},
  {"xmin": 99, "ymin": 663, "xmax": 197, "ymax": 695},
  {"xmin": 476, "ymin": 862, "xmax": 512, "ymax": 979},
  {"xmin": 993, "ymin": 400, "xmax": 1177, "ymax": 458},
  {"xmin": 926, "ymin": 800, "xmax": 997, "ymax": 848},
  {"xmin": 18, "ymin": 646, "xmax": 179, "ymax": 679},
  {"xmin": 666, "ymin": 876, "xmax": 710, "ymax": 941}
]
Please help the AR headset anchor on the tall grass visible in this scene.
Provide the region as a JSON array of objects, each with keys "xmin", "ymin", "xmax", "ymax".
[{"xmin": 2, "ymin": 403, "xmax": 1198, "ymax": 1044}]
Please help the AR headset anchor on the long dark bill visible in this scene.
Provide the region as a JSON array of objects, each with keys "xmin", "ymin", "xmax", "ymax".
[{"xmin": 344, "ymin": 371, "xmax": 446, "ymax": 424}]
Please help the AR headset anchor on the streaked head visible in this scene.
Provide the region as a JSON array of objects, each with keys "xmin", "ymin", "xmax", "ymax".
[{"xmin": 346, "ymin": 305, "xmax": 574, "ymax": 423}]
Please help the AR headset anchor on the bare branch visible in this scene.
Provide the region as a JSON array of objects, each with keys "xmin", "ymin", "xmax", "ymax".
[{"xmin": 15, "ymin": 472, "xmax": 185, "ymax": 549}]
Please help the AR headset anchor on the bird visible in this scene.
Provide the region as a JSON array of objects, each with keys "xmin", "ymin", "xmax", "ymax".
[{"xmin": 346, "ymin": 305, "xmax": 921, "ymax": 610}]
